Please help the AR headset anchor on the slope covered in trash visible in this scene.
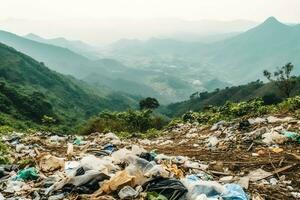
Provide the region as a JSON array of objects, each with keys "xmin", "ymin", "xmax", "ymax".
[{"xmin": 0, "ymin": 113, "xmax": 300, "ymax": 199}]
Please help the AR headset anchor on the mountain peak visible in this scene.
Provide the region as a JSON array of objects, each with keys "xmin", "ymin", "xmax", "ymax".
[
  {"xmin": 25, "ymin": 33, "xmax": 43, "ymax": 39},
  {"xmin": 262, "ymin": 16, "xmax": 282, "ymax": 26}
]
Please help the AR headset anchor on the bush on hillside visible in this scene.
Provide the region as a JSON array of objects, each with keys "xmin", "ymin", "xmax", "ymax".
[
  {"xmin": 78, "ymin": 109, "xmax": 167, "ymax": 135},
  {"xmin": 182, "ymin": 98, "xmax": 271, "ymax": 124}
]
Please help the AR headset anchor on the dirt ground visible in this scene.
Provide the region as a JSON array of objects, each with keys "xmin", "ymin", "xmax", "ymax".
[{"xmin": 144, "ymin": 129, "xmax": 300, "ymax": 200}]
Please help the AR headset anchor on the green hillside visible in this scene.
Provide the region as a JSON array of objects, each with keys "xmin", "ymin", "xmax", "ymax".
[
  {"xmin": 162, "ymin": 78, "xmax": 300, "ymax": 117},
  {"xmin": 0, "ymin": 42, "xmax": 137, "ymax": 132},
  {"xmin": 0, "ymin": 30, "xmax": 183, "ymax": 103}
]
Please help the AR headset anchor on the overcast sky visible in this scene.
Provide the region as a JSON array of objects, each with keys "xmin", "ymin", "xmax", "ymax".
[{"xmin": 0, "ymin": 0, "xmax": 299, "ymax": 44}]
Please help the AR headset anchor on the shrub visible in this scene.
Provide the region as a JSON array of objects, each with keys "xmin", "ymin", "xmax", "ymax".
[
  {"xmin": 279, "ymin": 95, "xmax": 300, "ymax": 111},
  {"xmin": 78, "ymin": 109, "xmax": 167, "ymax": 135},
  {"xmin": 0, "ymin": 125, "xmax": 14, "ymax": 135},
  {"xmin": 0, "ymin": 141, "xmax": 10, "ymax": 164},
  {"xmin": 182, "ymin": 98, "xmax": 270, "ymax": 125}
]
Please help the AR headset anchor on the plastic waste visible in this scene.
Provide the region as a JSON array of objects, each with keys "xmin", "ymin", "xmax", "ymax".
[
  {"xmin": 16, "ymin": 167, "xmax": 39, "ymax": 181},
  {"xmin": 262, "ymin": 131, "xmax": 287, "ymax": 145},
  {"xmin": 0, "ymin": 193, "xmax": 4, "ymax": 200},
  {"xmin": 111, "ymin": 148, "xmax": 132, "ymax": 163},
  {"xmin": 291, "ymin": 192, "xmax": 300, "ymax": 199},
  {"xmin": 219, "ymin": 176, "xmax": 234, "ymax": 183},
  {"xmin": 248, "ymin": 117, "xmax": 266, "ymax": 125},
  {"xmin": 131, "ymin": 145, "xmax": 146, "ymax": 155},
  {"xmin": 239, "ymin": 120, "xmax": 251, "ymax": 130},
  {"xmin": 269, "ymin": 178, "xmax": 278, "ymax": 185},
  {"xmin": 270, "ymin": 146, "xmax": 284, "ymax": 153},
  {"xmin": 237, "ymin": 177, "xmax": 249, "ymax": 189},
  {"xmin": 118, "ymin": 186, "xmax": 139, "ymax": 199},
  {"xmin": 172, "ymin": 156, "xmax": 188, "ymax": 164},
  {"xmin": 46, "ymin": 170, "xmax": 109, "ymax": 195},
  {"xmin": 243, "ymin": 127, "xmax": 267, "ymax": 140},
  {"xmin": 63, "ymin": 171, "xmax": 110, "ymax": 194},
  {"xmin": 48, "ymin": 193, "xmax": 65, "ymax": 200},
  {"xmin": 73, "ymin": 136, "xmax": 83, "ymax": 145},
  {"xmin": 80, "ymin": 155, "xmax": 118, "ymax": 173},
  {"xmin": 104, "ymin": 132, "xmax": 120, "ymax": 140},
  {"xmin": 103, "ymin": 143, "xmax": 116, "ymax": 154},
  {"xmin": 49, "ymin": 135, "xmax": 66, "ymax": 142},
  {"xmin": 64, "ymin": 161, "xmax": 81, "ymax": 175},
  {"xmin": 221, "ymin": 184, "xmax": 248, "ymax": 200},
  {"xmin": 246, "ymin": 169, "xmax": 272, "ymax": 182},
  {"xmin": 207, "ymin": 136, "xmax": 219, "ymax": 147},
  {"xmin": 4, "ymin": 180, "xmax": 29, "ymax": 193},
  {"xmin": 37, "ymin": 153, "xmax": 65, "ymax": 172},
  {"xmin": 16, "ymin": 144, "xmax": 28, "ymax": 153},
  {"xmin": 147, "ymin": 192, "xmax": 168, "ymax": 200},
  {"xmin": 282, "ymin": 130, "xmax": 300, "ymax": 143},
  {"xmin": 181, "ymin": 175, "xmax": 224, "ymax": 200},
  {"xmin": 164, "ymin": 164, "xmax": 184, "ymax": 178},
  {"xmin": 125, "ymin": 155, "xmax": 168, "ymax": 181},
  {"xmin": 143, "ymin": 177, "xmax": 188, "ymax": 200},
  {"xmin": 155, "ymin": 154, "xmax": 171, "ymax": 163},
  {"xmin": 184, "ymin": 160, "xmax": 209, "ymax": 171},
  {"xmin": 267, "ymin": 116, "xmax": 293, "ymax": 123},
  {"xmin": 139, "ymin": 152, "xmax": 157, "ymax": 162},
  {"xmin": 100, "ymin": 170, "xmax": 135, "ymax": 194},
  {"xmin": 67, "ymin": 143, "xmax": 73, "ymax": 158},
  {"xmin": 210, "ymin": 121, "xmax": 226, "ymax": 131}
]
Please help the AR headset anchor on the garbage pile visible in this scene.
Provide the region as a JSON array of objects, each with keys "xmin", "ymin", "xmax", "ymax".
[{"xmin": 0, "ymin": 115, "xmax": 300, "ymax": 199}]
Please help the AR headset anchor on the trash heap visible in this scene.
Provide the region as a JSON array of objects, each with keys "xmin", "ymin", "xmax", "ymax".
[{"xmin": 0, "ymin": 115, "xmax": 300, "ymax": 199}]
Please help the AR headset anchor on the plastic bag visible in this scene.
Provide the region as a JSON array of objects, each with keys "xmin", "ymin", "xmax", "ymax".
[
  {"xmin": 118, "ymin": 186, "xmax": 139, "ymax": 199},
  {"xmin": 16, "ymin": 167, "xmax": 39, "ymax": 181},
  {"xmin": 100, "ymin": 170, "xmax": 135, "ymax": 194},
  {"xmin": 181, "ymin": 175, "xmax": 224, "ymax": 200},
  {"xmin": 221, "ymin": 184, "xmax": 248, "ymax": 200},
  {"xmin": 143, "ymin": 177, "xmax": 187, "ymax": 200},
  {"xmin": 38, "ymin": 153, "xmax": 65, "ymax": 172},
  {"xmin": 262, "ymin": 131, "xmax": 287, "ymax": 145},
  {"xmin": 80, "ymin": 155, "xmax": 118, "ymax": 173}
]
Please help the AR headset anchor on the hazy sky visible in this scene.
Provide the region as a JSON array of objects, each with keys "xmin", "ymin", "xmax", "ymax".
[
  {"xmin": 0, "ymin": 0, "xmax": 299, "ymax": 44},
  {"xmin": 1, "ymin": 0, "xmax": 300, "ymax": 21}
]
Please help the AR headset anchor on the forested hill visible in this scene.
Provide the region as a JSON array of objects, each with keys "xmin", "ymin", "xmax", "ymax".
[
  {"xmin": 0, "ymin": 42, "xmax": 137, "ymax": 131},
  {"xmin": 161, "ymin": 78, "xmax": 300, "ymax": 117}
]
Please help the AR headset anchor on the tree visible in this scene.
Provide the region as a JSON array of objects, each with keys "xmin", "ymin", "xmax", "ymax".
[
  {"xmin": 139, "ymin": 97, "xmax": 160, "ymax": 110},
  {"xmin": 263, "ymin": 63, "xmax": 297, "ymax": 98}
]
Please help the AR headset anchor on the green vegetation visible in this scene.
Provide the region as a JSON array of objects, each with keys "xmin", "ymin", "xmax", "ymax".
[
  {"xmin": 181, "ymin": 95, "xmax": 300, "ymax": 125},
  {"xmin": 139, "ymin": 97, "xmax": 160, "ymax": 110},
  {"xmin": 162, "ymin": 75, "xmax": 300, "ymax": 118},
  {"xmin": 0, "ymin": 42, "xmax": 137, "ymax": 133},
  {"xmin": 0, "ymin": 140, "xmax": 11, "ymax": 164},
  {"xmin": 264, "ymin": 63, "xmax": 297, "ymax": 97},
  {"xmin": 78, "ymin": 109, "xmax": 167, "ymax": 137}
]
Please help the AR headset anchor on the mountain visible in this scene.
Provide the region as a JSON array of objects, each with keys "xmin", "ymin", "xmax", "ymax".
[
  {"xmin": 24, "ymin": 33, "xmax": 100, "ymax": 60},
  {"xmin": 104, "ymin": 17, "xmax": 300, "ymax": 91},
  {"xmin": 0, "ymin": 30, "xmax": 199, "ymax": 103},
  {"xmin": 0, "ymin": 18, "xmax": 257, "ymax": 44},
  {"xmin": 0, "ymin": 30, "xmax": 92, "ymax": 78},
  {"xmin": 0, "ymin": 42, "xmax": 137, "ymax": 131},
  {"xmin": 161, "ymin": 77, "xmax": 300, "ymax": 117},
  {"xmin": 196, "ymin": 17, "xmax": 300, "ymax": 83}
]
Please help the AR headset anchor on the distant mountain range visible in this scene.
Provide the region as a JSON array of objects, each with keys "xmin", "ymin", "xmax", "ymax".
[
  {"xmin": 0, "ymin": 30, "xmax": 203, "ymax": 103},
  {"xmin": 1, "ymin": 17, "xmax": 299, "ymax": 104},
  {"xmin": 24, "ymin": 33, "xmax": 100, "ymax": 60},
  {"xmin": 103, "ymin": 17, "xmax": 300, "ymax": 86},
  {"xmin": 0, "ymin": 18, "xmax": 257, "ymax": 44}
]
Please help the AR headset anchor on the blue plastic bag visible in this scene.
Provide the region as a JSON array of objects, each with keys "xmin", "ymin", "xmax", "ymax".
[{"xmin": 221, "ymin": 184, "xmax": 248, "ymax": 200}]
